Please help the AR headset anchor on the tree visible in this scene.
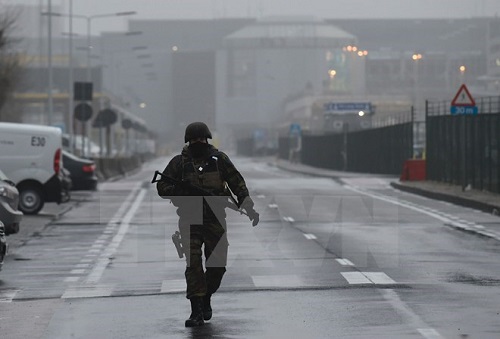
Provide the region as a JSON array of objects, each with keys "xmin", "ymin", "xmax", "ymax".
[{"xmin": 0, "ymin": 5, "xmax": 22, "ymax": 121}]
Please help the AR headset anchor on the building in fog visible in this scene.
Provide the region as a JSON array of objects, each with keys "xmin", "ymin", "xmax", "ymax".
[
  {"xmin": 7, "ymin": 8, "xmax": 495, "ymax": 147},
  {"xmin": 216, "ymin": 17, "xmax": 359, "ymax": 144}
]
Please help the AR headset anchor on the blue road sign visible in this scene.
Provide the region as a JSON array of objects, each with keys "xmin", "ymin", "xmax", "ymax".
[
  {"xmin": 289, "ymin": 123, "xmax": 301, "ymax": 136},
  {"xmin": 450, "ymin": 106, "xmax": 478, "ymax": 115},
  {"xmin": 324, "ymin": 102, "xmax": 372, "ymax": 114}
]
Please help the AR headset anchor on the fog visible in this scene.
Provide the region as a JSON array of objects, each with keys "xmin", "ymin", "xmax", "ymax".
[{"xmin": 5, "ymin": 0, "xmax": 500, "ymax": 150}]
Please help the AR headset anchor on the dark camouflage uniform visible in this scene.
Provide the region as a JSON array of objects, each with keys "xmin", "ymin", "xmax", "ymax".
[{"xmin": 157, "ymin": 145, "xmax": 250, "ymax": 299}]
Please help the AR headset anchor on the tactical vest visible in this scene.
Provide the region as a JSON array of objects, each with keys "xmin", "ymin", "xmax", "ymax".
[{"xmin": 181, "ymin": 151, "xmax": 228, "ymax": 196}]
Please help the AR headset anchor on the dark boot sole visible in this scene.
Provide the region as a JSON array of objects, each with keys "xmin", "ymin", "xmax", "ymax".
[{"xmin": 185, "ymin": 319, "xmax": 204, "ymax": 327}]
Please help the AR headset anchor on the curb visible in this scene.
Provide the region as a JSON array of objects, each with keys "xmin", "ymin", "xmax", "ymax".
[
  {"xmin": 391, "ymin": 181, "xmax": 500, "ymax": 242},
  {"xmin": 390, "ymin": 182, "xmax": 500, "ymax": 215}
]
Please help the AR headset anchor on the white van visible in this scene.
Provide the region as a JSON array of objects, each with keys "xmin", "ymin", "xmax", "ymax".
[{"xmin": 0, "ymin": 122, "xmax": 69, "ymax": 214}]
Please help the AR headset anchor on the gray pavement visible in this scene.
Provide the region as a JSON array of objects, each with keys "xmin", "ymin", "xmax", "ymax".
[{"xmin": 273, "ymin": 157, "xmax": 500, "ymax": 242}]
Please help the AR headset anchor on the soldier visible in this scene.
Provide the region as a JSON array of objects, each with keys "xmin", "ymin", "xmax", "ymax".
[{"xmin": 156, "ymin": 122, "xmax": 259, "ymax": 327}]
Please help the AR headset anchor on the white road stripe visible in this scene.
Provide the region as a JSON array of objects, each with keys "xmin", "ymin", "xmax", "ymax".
[
  {"xmin": 303, "ymin": 233, "xmax": 317, "ymax": 240},
  {"xmin": 0, "ymin": 290, "xmax": 19, "ymax": 302},
  {"xmin": 363, "ymin": 272, "xmax": 397, "ymax": 284},
  {"xmin": 70, "ymin": 269, "xmax": 86, "ymax": 274},
  {"xmin": 64, "ymin": 277, "xmax": 80, "ymax": 283},
  {"xmin": 343, "ymin": 185, "xmax": 478, "ymax": 231},
  {"xmin": 341, "ymin": 272, "xmax": 397, "ymax": 284},
  {"xmin": 341, "ymin": 272, "xmax": 372, "ymax": 284},
  {"xmin": 418, "ymin": 328, "xmax": 444, "ymax": 339},
  {"xmin": 336, "ymin": 258, "xmax": 354, "ymax": 266},
  {"xmin": 85, "ymin": 188, "xmax": 147, "ymax": 284}
]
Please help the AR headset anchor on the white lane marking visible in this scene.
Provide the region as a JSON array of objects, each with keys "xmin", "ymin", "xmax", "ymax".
[
  {"xmin": 85, "ymin": 188, "xmax": 147, "ymax": 284},
  {"xmin": 341, "ymin": 272, "xmax": 372, "ymax": 284},
  {"xmin": 268, "ymin": 203, "xmax": 278, "ymax": 209},
  {"xmin": 303, "ymin": 233, "xmax": 317, "ymax": 240},
  {"xmin": 257, "ymin": 194, "xmax": 266, "ymax": 199},
  {"xmin": 70, "ymin": 269, "xmax": 86, "ymax": 274},
  {"xmin": 283, "ymin": 216, "xmax": 295, "ymax": 223},
  {"xmin": 0, "ymin": 290, "xmax": 19, "ymax": 302},
  {"xmin": 418, "ymin": 328, "xmax": 444, "ymax": 339},
  {"xmin": 341, "ymin": 272, "xmax": 397, "ymax": 284},
  {"xmin": 62, "ymin": 285, "xmax": 114, "ymax": 299},
  {"xmin": 336, "ymin": 258, "xmax": 355, "ymax": 266},
  {"xmin": 343, "ymin": 185, "xmax": 487, "ymax": 233},
  {"xmin": 161, "ymin": 279, "xmax": 186, "ymax": 293},
  {"xmin": 252, "ymin": 275, "xmax": 302, "ymax": 288},
  {"xmin": 363, "ymin": 272, "xmax": 397, "ymax": 284},
  {"xmin": 64, "ymin": 277, "xmax": 80, "ymax": 283},
  {"xmin": 80, "ymin": 258, "xmax": 93, "ymax": 263}
]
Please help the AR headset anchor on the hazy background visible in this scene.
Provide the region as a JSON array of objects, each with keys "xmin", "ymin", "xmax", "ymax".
[{"xmin": 7, "ymin": 0, "xmax": 500, "ymax": 35}]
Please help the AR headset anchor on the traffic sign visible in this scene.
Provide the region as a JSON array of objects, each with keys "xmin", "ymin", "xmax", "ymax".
[
  {"xmin": 450, "ymin": 106, "xmax": 478, "ymax": 115},
  {"xmin": 324, "ymin": 102, "xmax": 372, "ymax": 114},
  {"xmin": 289, "ymin": 123, "xmax": 301, "ymax": 136},
  {"xmin": 451, "ymin": 84, "xmax": 475, "ymax": 106}
]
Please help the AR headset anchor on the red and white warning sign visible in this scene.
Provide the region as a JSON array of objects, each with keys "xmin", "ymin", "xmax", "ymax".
[{"xmin": 451, "ymin": 84, "xmax": 475, "ymax": 106}]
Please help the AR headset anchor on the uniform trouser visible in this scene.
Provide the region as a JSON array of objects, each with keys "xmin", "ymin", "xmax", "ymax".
[{"xmin": 179, "ymin": 220, "xmax": 228, "ymax": 299}]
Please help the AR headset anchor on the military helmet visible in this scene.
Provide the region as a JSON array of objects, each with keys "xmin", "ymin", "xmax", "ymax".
[{"xmin": 184, "ymin": 122, "xmax": 212, "ymax": 143}]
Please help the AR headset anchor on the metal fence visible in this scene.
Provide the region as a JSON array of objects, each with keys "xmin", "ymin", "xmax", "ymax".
[
  {"xmin": 426, "ymin": 96, "xmax": 500, "ymax": 193},
  {"xmin": 296, "ymin": 113, "xmax": 414, "ymax": 175}
]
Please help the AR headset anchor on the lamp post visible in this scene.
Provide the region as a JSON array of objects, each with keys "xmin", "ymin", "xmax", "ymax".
[
  {"xmin": 412, "ymin": 53, "xmax": 423, "ymax": 118},
  {"xmin": 42, "ymin": 10, "xmax": 136, "ymax": 156}
]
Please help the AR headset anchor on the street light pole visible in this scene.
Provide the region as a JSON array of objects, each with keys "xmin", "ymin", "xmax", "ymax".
[
  {"xmin": 68, "ymin": 0, "xmax": 74, "ymax": 151},
  {"xmin": 47, "ymin": 0, "xmax": 53, "ymax": 125}
]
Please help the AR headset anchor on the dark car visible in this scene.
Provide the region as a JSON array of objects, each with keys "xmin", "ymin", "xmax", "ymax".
[
  {"xmin": 0, "ymin": 221, "xmax": 6, "ymax": 271},
  {"xmin": 62, "ymin": 151, "xmax": 98, "ymax": 191},
  {"xmin": 0, "ymin": 169, "xmax": 23, "ymax": 235}
]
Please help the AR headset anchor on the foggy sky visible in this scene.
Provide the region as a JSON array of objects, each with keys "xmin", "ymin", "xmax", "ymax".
[{"xmin": 8, "ymin": 0, "xmax": 500, "ymax": 36}]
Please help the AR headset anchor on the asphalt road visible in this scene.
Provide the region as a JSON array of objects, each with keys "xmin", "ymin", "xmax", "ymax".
[{"xmin": 1, "ymin": 156, "xmax": 500, "ymax": 338}]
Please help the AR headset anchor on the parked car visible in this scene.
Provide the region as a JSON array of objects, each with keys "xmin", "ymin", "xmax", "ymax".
[
  {"xmin": 0, "ymin": 169, "xmax": 23, "ymax": 235},
  {"xmin": 62, "ymin": 150, "xmax": 98, "ymax": 190},
  {"xmin": 0, "ymin": 221, "xmax": 6, "ymax": 271},
  {"xmin": 0, "ymin": 122, "xmax": 70, "ymax": 214}
]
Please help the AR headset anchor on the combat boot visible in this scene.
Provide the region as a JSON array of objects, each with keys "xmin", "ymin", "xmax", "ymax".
[
  {"xmin": 203, "ymin": 294, "xmax": 212, "ymax": 320},
  {"xmin": 185, "ymin": 297, "xmax": 204, "ymax": 327}
]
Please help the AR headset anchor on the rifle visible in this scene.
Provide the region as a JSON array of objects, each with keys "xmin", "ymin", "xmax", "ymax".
[
  {"xmin": 151, "ymin": 170, "xmax": 245, "ymax": 215},
  {"xmin": 152, "ymin": 170, "xmax": 260, "ymax": 258}
]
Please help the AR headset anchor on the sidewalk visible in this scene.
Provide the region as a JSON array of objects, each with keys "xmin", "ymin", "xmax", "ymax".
[{"xmin": 271, "ymin": 158, "xmax": 500, "ymax": 241}]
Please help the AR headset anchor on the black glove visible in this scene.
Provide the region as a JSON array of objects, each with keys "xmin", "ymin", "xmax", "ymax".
[{"xmin": 240, "ymin": 197, "xmax": 260, "ymax": 227}]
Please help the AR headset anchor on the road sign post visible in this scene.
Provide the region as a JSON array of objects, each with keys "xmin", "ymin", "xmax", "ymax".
[{"xmin": 450, "ymin": 84, "xmax": 476, "ymax": 191}]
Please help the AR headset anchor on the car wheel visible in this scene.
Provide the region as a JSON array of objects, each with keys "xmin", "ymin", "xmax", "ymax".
[{"xmin": 18, "ymin": 185, "xmax": 44, "ymax": 215}]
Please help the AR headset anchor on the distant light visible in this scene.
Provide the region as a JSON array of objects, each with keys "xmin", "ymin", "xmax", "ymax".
[
  {"xmin": 412, "ymin": 53, "xmax": 422, "ymax": 61},
  {"xmin": 357, "ymin": 51, "xmax": 363, "ymax": 57},
  {"xmin": 140, "ymin": 103, "xmax": 146, "ymax": 108},
  {"xmin": 352, "ymin": 46, "xmax": 358, "ymax": 52},
  {"xmin": 172, "ymin": 46, "xmax": 179, "ymax": 52},
  {"xmin": 346, "ymin": 45, "xmax": 353, "ymax": 52},
  {"xmin": 358, "ymin": 111, "xmax": 365, "ymax": 117},
  {"xmin": 363, "ymin": 50, "xmax": 368, "ymax": 56},
  {"xmin": 459, "ymin": 65, "xmax": 466, "ymax": 73},
  {"xmin": 328, "ymin": 69, "xmax": 337, "ymax": 79}
]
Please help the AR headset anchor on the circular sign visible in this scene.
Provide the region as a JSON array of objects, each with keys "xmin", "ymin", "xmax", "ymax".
[
  {"xmin": 93, "ymin": 109, "xmax": 117, "ymax": 128},
  {"xmin": 122, "ymin": 118, "xmax": 132, "ymax": 129},
  {"xmin": 74, "ymin": 103, "xmax": 93, "ymax": 122}
]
